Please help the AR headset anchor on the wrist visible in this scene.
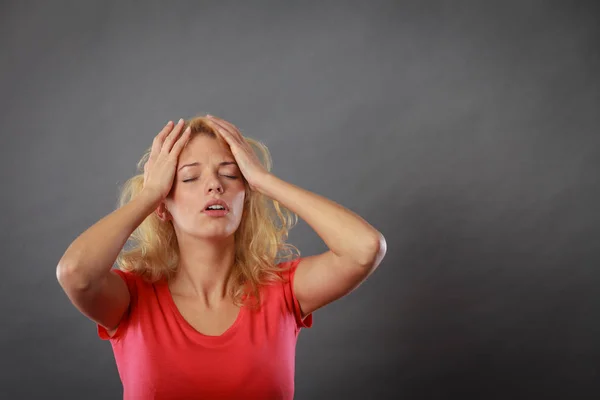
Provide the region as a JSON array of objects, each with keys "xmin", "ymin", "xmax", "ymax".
[
  {"xmin": 251, "ymin": 172, "xmax": 275, "ymax": 194},
  {"xmin": 138, "ymin": 188, "xmax": 163, "ymax": 209}
]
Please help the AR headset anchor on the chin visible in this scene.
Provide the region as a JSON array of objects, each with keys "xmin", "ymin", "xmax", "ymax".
[{"xmin": 193, "ymin": 228, "xmax": 236, "ymax": 241}]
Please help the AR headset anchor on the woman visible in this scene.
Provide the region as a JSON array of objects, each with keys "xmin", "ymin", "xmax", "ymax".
[{"xmin": 57, "ymin": 115, "xmax": 387, "ymax": 399}]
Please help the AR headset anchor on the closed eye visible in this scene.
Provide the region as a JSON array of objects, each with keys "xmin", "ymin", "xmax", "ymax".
[{"xmin": 183, "ymin": 175, "xmax": 238, "ymax": 183}]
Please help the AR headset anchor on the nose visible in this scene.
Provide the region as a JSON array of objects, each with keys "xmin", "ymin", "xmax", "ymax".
[
  {"xmin": 206, "ymin": 174, "xmax": 224, "ymax": 194},
  {"xmin": 209, "ymin": 185, "xmax": 223, "ymax": 194}
]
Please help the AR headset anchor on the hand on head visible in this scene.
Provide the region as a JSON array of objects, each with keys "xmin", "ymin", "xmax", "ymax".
[{"xmin": 142, "ymin": 119, "xmax": 192, "ymax": 202}]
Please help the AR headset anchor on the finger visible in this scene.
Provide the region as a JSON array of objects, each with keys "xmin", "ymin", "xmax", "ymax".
[
  {"xmin": 207, "ymin": 120, "xmax": 235, "ymax": 146},
  {"xmin": 162, "ymin": 119, "xmax": 186, "ymax": 153},
  {"xmin": 213, "ymin": 118, "xmax": 243, "ymax": 141},
  {"xmin": 207, "ymin": 118, "xmax": 236, "ymax": 140},
  {"xmin": 207, "ymin": 116, "xmax": 232, "ymax": 131},
  {"xmin": 151, "ymin": 121, "xmax": 174, "ymax": 158},
  {"xmin": 218, "ymin": 124, "xmax": 243, "ymax": 147},
  {"xmin": 170, "ymin": 126, "xmax": 192, "ymax": 155},
  {"xmin": 209, "ymin": 115, "xmax": 238, "ymax": 131}
]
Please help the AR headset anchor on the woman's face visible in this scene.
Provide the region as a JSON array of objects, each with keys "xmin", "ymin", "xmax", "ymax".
[{"xmin": 164, "ymin": 134, "xmax": 246, "ymax": 240}]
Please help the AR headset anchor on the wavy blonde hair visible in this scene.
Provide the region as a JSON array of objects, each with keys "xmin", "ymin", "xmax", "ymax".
[{"xmin": 115, "ymin": 115, "xmax": 300, "ymax": 309}]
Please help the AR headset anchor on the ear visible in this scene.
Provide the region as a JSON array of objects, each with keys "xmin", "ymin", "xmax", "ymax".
[{"xmin": 155, "ymin": 202, "xmax": 172, "ymax": 222}]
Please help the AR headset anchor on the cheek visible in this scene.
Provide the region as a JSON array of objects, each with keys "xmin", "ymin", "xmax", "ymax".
[
  {"xmin": 169, "ymin": 190, "xmax": 185, "ymax": 208},
  {"xmin": 167, "ymin": 187, "xmax": 201, "ymax": 216},
  {"xmin": 230, "ymin": 190, "xmax": 246, "ymax": 214}
]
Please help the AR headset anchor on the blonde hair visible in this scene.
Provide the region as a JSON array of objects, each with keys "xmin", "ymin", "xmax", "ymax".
[{"xmin": 115, "ymin": 115, "xmax": 300, "ymax": 309}]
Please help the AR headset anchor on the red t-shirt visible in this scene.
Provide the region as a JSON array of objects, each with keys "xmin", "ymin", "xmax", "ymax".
[{"xmin": 97, "ymin": 257, "xmax": 313, "ymax": 399}]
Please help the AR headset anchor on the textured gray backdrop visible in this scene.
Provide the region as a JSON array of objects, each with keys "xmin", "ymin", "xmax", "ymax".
[{"xmin": 1, "ymin": 0, "xmax": 599, "ymax": 399}]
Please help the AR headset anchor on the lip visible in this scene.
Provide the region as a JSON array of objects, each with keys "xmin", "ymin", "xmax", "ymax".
[{"xmin": 202, "ymin": 198, "xmax": 230, "ymax": 213}]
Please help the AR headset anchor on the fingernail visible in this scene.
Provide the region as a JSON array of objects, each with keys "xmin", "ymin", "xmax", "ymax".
[{"xmin": 178, "ymin": 118, "xmax": 184, "ymax": 124}]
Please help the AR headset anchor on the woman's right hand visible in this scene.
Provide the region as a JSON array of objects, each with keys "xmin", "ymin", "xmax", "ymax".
[{"xmin": 142, "ymin": 119, "xmax": 191, "ymax": 201}]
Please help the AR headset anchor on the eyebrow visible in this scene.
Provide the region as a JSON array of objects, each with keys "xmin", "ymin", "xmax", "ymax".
[{"xmin": 178, "ymin": 161, "xmax": 238, "ymax": 171}]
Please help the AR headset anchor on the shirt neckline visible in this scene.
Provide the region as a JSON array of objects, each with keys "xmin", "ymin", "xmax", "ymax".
[{"xmin": 158, "ymin": 278, "xmax": 247, "ymax": 345}]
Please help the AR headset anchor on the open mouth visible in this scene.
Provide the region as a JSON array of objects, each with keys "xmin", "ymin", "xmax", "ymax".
[
  {"xmin": 205, "ymin": 205, "xmax": 227, "ymax": 211},
  {"xmin": 203, "ymin": 205, "xmax": 229, "ymax": 216}
]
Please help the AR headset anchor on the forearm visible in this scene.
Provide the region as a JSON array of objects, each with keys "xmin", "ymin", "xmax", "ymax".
[
  {"xmin": 256, "ymin": 173, "xmax": 384, "ymax": 265},
  {"xmin": 56, "ymin": 189, "xmax": 161, "ymax": 289}
]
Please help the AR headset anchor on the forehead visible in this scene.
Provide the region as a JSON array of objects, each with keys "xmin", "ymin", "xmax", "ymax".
[{"xmin": 179, "ymin": 134, "xmax": 233, "ymax": 161}]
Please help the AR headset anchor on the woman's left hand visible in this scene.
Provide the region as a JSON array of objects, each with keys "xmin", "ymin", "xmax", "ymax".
[{"xmin": 205, "ymin": 115, "xmax": 269, "ymax": 191}]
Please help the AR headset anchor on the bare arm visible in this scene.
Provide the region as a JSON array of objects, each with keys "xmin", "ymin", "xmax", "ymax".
[
  {"xmin": 56, "ymin": 119, "xmax": 191, "ymax": 333},
  {"xmin": 204, "ymin": 115, "xmax": 386, "ymax": 318},
  {"xmin": 56, "ymin": 189, "xmax": 161, "ymax": 288},
  {"xmin": 56, "ymin": 189, "xmax": 161, "ymax": 331}
]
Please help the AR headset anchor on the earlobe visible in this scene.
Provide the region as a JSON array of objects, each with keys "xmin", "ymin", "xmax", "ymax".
[{"xmin": 155, "ymin": 203, "xmax": 171, "ymax": 221}]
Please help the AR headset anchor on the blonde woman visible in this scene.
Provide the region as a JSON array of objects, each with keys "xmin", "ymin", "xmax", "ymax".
[{"xmin": 57, "ymin": 115, "xmax": 387, "ymax": 399}]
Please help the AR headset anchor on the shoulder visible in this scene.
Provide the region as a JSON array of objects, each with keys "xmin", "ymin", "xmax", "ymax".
[
  {"xmin": 275, "ymin": 257, "xmax": 313, "ymax": 329},
  {"xmin": 110, "ymin": 268, "xmax": 156, "ymax": 300},
  {"xmin": 275, "ymin": 257, "xmax": 302, "ymax": 278}
]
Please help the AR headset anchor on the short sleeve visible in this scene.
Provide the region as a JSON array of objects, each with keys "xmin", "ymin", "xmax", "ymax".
[
  {"xmin": 282, "ymin": 257, "xmax": 313, "ymax": 330},
  {"xmin": 97, "ymin": 269, "xmax": 138, "ymax": 341}
]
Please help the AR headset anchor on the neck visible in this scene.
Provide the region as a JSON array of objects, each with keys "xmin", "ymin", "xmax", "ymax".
[{"xmin": 169, "ymin": 233, "xmax": 236, "ymax": 308}]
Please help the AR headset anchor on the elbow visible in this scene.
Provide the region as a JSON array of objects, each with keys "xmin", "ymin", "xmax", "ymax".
[
  {"xmin": 56, "ymin": 255, "xmax": 77, "ymax": 282},
  {"xmin": 372, "ymin": 232, "xmax": 387, "ymax": 265},
  {"xmin": 56, "ymin": 259, "xmax": 72, "ymax": 284},
  {"xmin": 56, "ymin": 260, "xmax": 92, "ymax": 292},
  {"xmin": 358, "ymin": 232, "xmax": 387, "ymax": 269}
]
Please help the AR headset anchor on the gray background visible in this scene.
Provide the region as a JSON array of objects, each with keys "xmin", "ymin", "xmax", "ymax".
[{"xmin": 1, "ymin": 0, "xmax": 599, "ymax": 398}]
